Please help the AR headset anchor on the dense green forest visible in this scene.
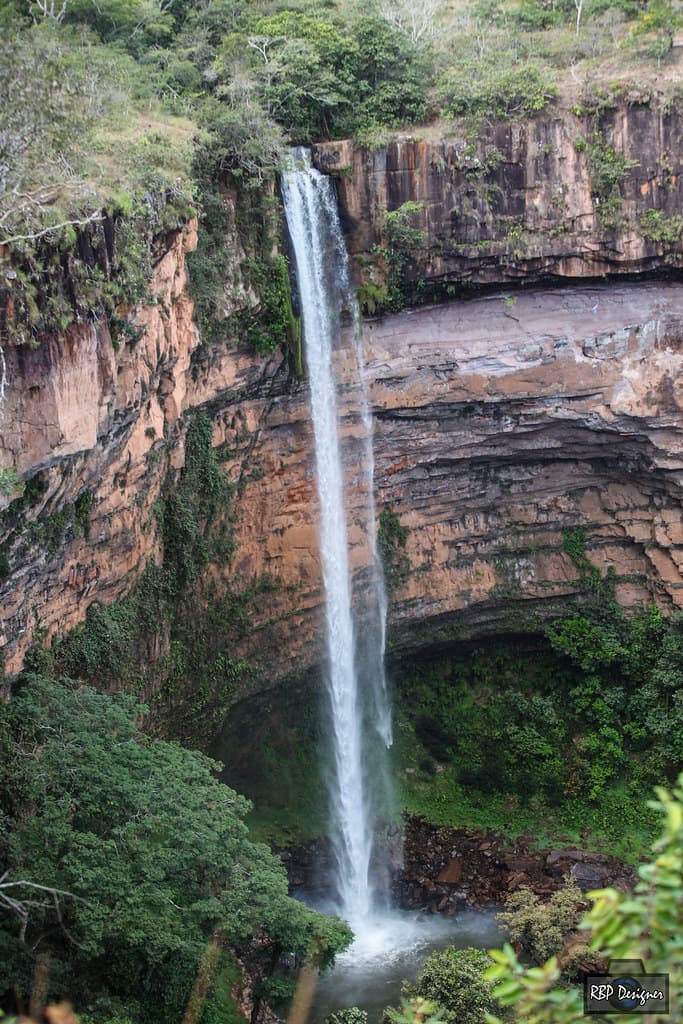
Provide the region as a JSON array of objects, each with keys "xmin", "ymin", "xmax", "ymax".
[
  {"xmin": 0, "ymin": 675, "xmax": 351, "ymax": 1023},
  {"xmin": 397, "ymin": 601, "xmax": 683, "ymax": 861}
]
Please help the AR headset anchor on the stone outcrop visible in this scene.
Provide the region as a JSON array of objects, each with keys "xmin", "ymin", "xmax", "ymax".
[
  {"xmin": 219, "ymin": 279, "xmax": 683, "ymax": 678},
  {"xmin": 3, "ymin": 260, "xmax": 683, "ymax": 692},
  {"xmin": 368, "ymin": 281, "xmax": 683, "ymax": 654},
  {"xmin": 177, "ymin": 279, "xmax": 683, "ymax": 690},
  {"xmin": 398, "ymin": 817, "xmax": 636, "ymax": 911},
  {"xmin": 313, "ymin": 102, "xmax": 683, "ymax": 289},
  {"xmin": 2, "ymin": 118, "xmax": 683, "ymax": 706}
]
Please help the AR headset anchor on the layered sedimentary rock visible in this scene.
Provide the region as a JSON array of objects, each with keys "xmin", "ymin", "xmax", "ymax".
[
  {"xmin": 230, "ymin": 279, "xmax": 683, "ymax": 680},
  {"xmin": 313, "ymin": 103, "xmax": 683, "ymax": 287},
  {"xmin": 365, "ymin": 282, "xmax": 683, "ymax": 654},
  {"xmin": 4, "ymin": 255, "xmax": 682, "ymax": 696},
  {"xmin": 2, "ymin": 119, "xmax": 683, "ymax": 701}
]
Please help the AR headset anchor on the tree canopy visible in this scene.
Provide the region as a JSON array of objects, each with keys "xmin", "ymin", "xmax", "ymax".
[{"xmin": 0, "ymin": 674, "xmax": 351, "ymax": 1023}]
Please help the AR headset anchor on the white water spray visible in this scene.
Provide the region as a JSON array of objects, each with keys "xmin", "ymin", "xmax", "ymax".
[
  {"xmin": 0, "ymin": 344, "xmax": 7, "ymax": 406},
  {"xmin": 281, "ymin": 150, "xmax": 393, "ymax": 933}
]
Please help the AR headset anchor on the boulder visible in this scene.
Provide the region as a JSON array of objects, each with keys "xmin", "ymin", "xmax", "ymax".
[{"xmin": 437, "ymin": 857, "xmax": 464, "ymax": 884}]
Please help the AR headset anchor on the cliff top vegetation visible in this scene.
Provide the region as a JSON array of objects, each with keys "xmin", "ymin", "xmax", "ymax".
[
  {"xmin": 1, "ymin": 0, "xmax": 681, "ymax": 349},
  {"xmin": 1, "ymin": 0, "xmax": 681, "ymax": 247}
]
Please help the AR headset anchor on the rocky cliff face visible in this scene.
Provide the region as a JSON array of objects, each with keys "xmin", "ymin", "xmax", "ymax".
[
  {"xmin": 2, "ymin": 113, "xmax": 683, "ymax": 711},
  {"xmin": 366, "ymin": 281, "xmax": 683, "ymax": 653},
  {"xmin": 313, "ymin": 102, "xmax": 683, "ymax": 290},
  {"xmin": 0, "ymin": 226, "xmax": 199, "ymax": 676},
  {"xmin": 209, "ymin": 278, "xmax": 683, "ymax": 682}
]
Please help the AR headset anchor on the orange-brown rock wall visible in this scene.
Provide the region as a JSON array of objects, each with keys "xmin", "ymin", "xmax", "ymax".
[
  {"xmin": 3, "ymin": 123, "xmax": 683, "ymax": 705},
  {"xmin": 183, "ymin": 280, "xmax": 683, "ymax": 684},
  {"xmin": 366, "ymin": 282, "xmax": 683, "ymax": 654},
  {"xmin": 0, "ymin": 225, "xmax": 203, "ymax": 677}
]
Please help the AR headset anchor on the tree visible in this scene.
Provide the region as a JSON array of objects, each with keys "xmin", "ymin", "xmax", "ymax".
[
  {"xmin": 496, "ymin": 879, "xmax": 584, "ymax": 965},
  {"xmin": 393, "ymin": 947, "xmax": 503, "ymax": 1024},
  {"xmin": 226, "ymin": 11, "xmax": 431, "ymax": 140},
  {"xmin": 574, "ymin": 0, "xmax": 585, "ymax": 35},
  {"xmin": 379, "ymin": 0, "xmax": 444, "ymax": 44},
  {"xmin": 0, "ymin": 27, "xmax": 104, "ymax": 240},
  {"xmin": 61, "ymin": 0, "xmax": 175, "ymax": 51},
  {"xmin": 241, "ymin": 12, "xmax": 357, "ymax": 139},
  {"xmin": 630, "ymin": 0, "xmax": 682, "ymax": 62},
  {"xmin": 29, "ymin": 0, "xmax": 68, "ymax": 21},
  {"xmin": 0, "ymin": 674, "xmax": 351, "ymax": 1022}
]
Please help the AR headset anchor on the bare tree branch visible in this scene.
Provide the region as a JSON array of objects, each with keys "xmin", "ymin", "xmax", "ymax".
[
  {"xmin": 247, "ymin": 35, "xmax": 281, "ymax": 64},
  {"xmin": 380, "ymin": 0, "xmax": 444, "ymax": 44},
  {"xmin": 0, "ymin": 878, "xmax": 91, "ymax": 948},
  {"xmin": 575, "ymin": 0, "xmax": 585, "ymax": 34},
  {"xmin": 0, "ymin": 208, "xmax": 103, "ymax": 247},
  {"xmin": 0, "ymin": 879, "xmax": 90, "ymax": 902}
]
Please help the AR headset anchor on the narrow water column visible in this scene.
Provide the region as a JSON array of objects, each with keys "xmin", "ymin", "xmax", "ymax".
[{"xmin": 281, "ymin": 149, "xmax": 391, "ymax": 931}]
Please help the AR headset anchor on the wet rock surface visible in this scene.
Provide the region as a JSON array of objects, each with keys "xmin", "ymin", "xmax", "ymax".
[
  {"xmin": 279, "ymin": 836, "xmax": 337, "ymax": 896},
  {"xmin": 397, "ymin": 817, "xmax": 637, "ymax": 912},
  {"xmin": 280, "ymin": 817, "xmax": 636, "ymax": 916}
]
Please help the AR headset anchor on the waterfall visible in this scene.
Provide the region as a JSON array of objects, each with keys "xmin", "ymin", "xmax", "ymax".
[{"xmin": 281, "ymin": 149, "xmax": 393, "ymax": 932}]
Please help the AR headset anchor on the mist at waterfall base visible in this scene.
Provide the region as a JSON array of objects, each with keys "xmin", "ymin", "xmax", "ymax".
[
  {"xmin": 311, "ymin": 909, "xmax": 503, "ymax": 1024},
  {"xmin": 281, "ymin": 151, "xmax": 500, "ymax": 1018}
]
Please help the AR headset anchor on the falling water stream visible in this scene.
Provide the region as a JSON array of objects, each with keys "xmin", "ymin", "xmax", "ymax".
[{"xmin": 281, "ymin": 149, "xmax": 391, "ymax": 933}]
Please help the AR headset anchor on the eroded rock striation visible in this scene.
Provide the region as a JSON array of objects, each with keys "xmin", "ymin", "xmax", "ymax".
[{"xmin": 367, "ymin": 282, "xmax": 683, "ymax": 653}]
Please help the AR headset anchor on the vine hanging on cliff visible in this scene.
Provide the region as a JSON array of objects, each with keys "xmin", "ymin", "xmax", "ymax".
[{"xmin": 378, "ymin": 504, "xmax": 411, "ymax": 591}]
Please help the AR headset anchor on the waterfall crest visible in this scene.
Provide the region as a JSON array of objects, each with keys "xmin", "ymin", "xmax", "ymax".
[{"xmin": 281, "ymin": 149, "xmax": 392, "ymax": 932}]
